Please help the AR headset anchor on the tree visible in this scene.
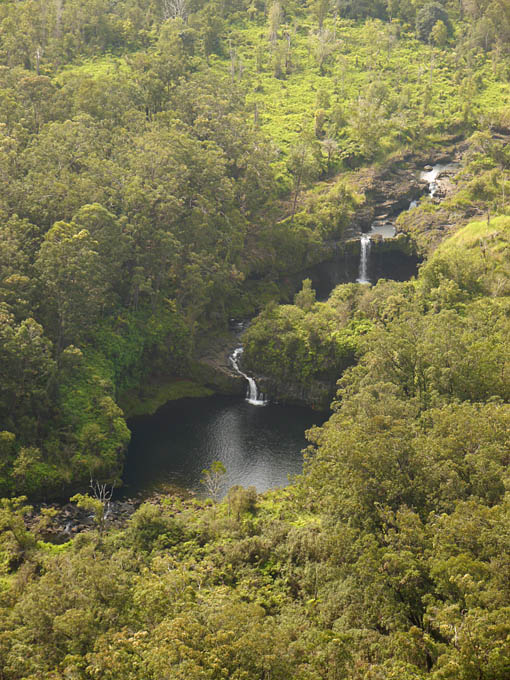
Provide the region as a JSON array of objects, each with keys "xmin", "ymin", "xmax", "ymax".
[
  {"xmin": 0, "ymin": 496, "xmax": 36, "ymax": 571},
  {"xmin": 126, "ymin": 502, "xmax": 185, "ymax": 552},
  {"xmin": 267, "ymin": 2, "xmax": 282, "ymax": 46},
  {"xmin": 227, "ymin": 485, "xmax": 257, "ymax": 521},
  {"xmin": 321, "ymin": 137, "xmax": 339, "ymax": 173},
  {"xmin": 335, "ymin": 0, "xmax": 387, "ymax": 20},
  {"xmin": 311, "ymin": 27, "xmax": 337, "ymax": 75},
  {"xmin": 416, "ymin": 3, "xmax": 451, "ymax": 43},
  {"xmin": 0, "ymin": 431, "xmax": 15, "ymax": 496},
  {"xmin": 287, "ymin": 136, "xmax": 322, "ymax": 220},
  {"xmin": 314, "ymin": 108, "xmax": 327, "ymax": 138},
  {"xmin": 0, "ymin": 308, "xmax": 55, "ymax": 434},
  {"xmin": 35, "ymin": 222, "xmax": 109, "ymax": 352},
  {"xmin": 201, "ymin": 460, "xmax": 226, "ymax": 500},
  {"xmin": 430, "ymin": 19, "xmax": 448, "ymax": 47},
  {"xmin": 71, "ymin": 479, "xmax": 114, "ymax": 537},
  {"xmin": 72, "ymin": 203, "xmax": 131, "ymax": 300},
  {"xmin": 194, "ymin": 6, "xmax": 224, "ymax": 62},
  {"xmin": 17, "ymin": 75, "xmax": 56, "ymax": 133},
  {"xmin": 314, "ymin": 0, "xmax": 331, "ymax": 28},
  {"xmin": 350, "ymin": 93, "xmax": 388, "ymax": 159},
  {"xmin": 162, "ymin": 0, "xmax": 188, "ymax": 21},
  {"xmin": 294, "ymin": 278, "xmax": 316, "ymax": 312}
]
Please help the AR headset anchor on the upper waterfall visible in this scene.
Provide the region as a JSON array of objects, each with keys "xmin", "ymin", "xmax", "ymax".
[{"xmin": 357, "ymin": 234, "xmax": 371, "ymax": 284}]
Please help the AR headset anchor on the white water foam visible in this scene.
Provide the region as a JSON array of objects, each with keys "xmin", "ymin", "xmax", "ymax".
[
  {"xmin": 230, "ymin": 347, "xmax": 268, "ymax": 406},
  {"xmin": 357, "ymin": 234, "xmax": 371, "ymax": 284}
]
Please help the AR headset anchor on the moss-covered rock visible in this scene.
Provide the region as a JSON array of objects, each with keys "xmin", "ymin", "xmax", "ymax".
[{"xmin": 118, "ymin": 379, "xmax": 214, "ymax": 418}]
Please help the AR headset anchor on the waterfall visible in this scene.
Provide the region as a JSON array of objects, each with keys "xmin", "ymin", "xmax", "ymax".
[
  {"xmin": 429, "ymin": 175, "xmax": 439, "ymax": 198},
  {"xmin": 230, "ymin": 347, "xmax": 267, "ymax": 406},
  {"xmin": 357, "ymin": 234, "xmax": 371, "ymax": 284},
  {"xmin": 421, "ymin": 164, "xmax": 452, "ymax": 198},
  {"xmin": 421, "ymin": 165, "xmax": 441, "ymax": 198}
]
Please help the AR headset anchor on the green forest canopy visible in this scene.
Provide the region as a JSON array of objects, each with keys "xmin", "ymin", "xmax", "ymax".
[
  {"xmin": 1, "ymin": 0, "xmax": 510, "ymax": 494},
  {"xmin": 1, "ymin": 0, "xmax": 510, "ymax": 677}
]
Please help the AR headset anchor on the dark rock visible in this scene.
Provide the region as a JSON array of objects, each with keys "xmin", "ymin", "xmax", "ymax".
[
  {"xmin": 354, "ymin": 161, "xmax": 428, "ymax": 224},
  {"xmin": 191, "ymin": 338, "xmax": 246, "ymax": 397},
  {"xmin": 256, "ymin": 375, "xmax": 333, "ymax": 411}
]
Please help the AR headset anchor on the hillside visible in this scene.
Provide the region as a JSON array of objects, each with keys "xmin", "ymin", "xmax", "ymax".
[
  {"xmin": 1, "ymin": 0, "xmax": 510, "ymax": 677},
  {"xmin": 1, "ymin": 0, "xmax": 510, "ymax": 494}
]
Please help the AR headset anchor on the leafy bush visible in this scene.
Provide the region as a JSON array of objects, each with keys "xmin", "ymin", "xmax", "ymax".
[{"xmin": 416, "ymin": 2, "xmax": 451, "ymax": 42}]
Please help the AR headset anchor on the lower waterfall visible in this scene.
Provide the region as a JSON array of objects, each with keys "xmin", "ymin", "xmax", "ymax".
[{"xmin": 230, "ymin": 347, "xmax": 267, "ymax": 406}]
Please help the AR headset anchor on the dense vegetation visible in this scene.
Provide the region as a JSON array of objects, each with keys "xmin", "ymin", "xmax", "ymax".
[
  {"xmin": 2, "ymin": 0, "xmax": 510, "ymax": 493},
  {"xmin": 1, "ymin": 218, "xmax": 510, "ymax": 678},
  {"xmin": 242, "ymin": 278, "xmax": 371, "ymax": 406},
  {"xmin": 2, "ymin": 0, "xmax": 510, "ymax": 676}
]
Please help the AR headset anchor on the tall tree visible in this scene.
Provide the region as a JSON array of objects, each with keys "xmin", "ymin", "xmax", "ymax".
[{"xmin": 35, "ymin": 222, "xmax": 108, "ymax": 353}]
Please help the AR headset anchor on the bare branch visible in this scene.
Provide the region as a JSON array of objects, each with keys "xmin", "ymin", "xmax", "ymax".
[{"xmin": 162, "ymin": 0, "xmax": 188, "ymax": 21}]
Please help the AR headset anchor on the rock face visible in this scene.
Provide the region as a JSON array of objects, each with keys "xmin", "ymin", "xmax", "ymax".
[
  {"xmin": 192, "ymin": 330, "xmax": 246, "ymax": 397},
  {"xmin": 367, "ymin": 168, "xmax": 426, "ymax": 216},
  {"xmin": 256, "ymin": 375, "xmax": 334, "ymax": 411},
  {"xmin": 349, "ymin": 161, "xmax": 428, "ymax": 234},
  {"xmin": 191, "ymin": 357, "xmax": 245, "ymax": 397}
]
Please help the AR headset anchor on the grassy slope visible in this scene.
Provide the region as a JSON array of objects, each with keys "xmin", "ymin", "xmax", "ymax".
[
  {"xmin": 438, "ymin": 213, "xmax": 510, "ymax": 251},
  {"xmin": 119, "ymin": 379, "xmax": 213, "ymax": 418},
  {"xmin": 213, "ymin": 18, "xmax": 510, "ymax": 159},
  {"xmin": 58, "ymin": 19, "xmax": 510, "ymax": 168}
]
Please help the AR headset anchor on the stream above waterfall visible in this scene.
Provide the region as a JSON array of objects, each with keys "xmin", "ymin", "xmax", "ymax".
[{"xmin": 420, "ymin": 162, "xmax": 459, "ymax": 198}]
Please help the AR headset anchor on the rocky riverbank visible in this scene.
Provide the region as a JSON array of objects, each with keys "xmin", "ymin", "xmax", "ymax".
[
  {"xmin": 26, "ymin": 486, "xmax": 194, "ymax": 544},
  {"xmin": 348, "ymin": 145, "xmax": 462, "ymax": 234}
]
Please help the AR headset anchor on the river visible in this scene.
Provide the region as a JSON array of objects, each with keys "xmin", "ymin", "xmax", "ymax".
[{"xmin": 123, "ymin": 162, "xmax": 456, "ymax": 498}]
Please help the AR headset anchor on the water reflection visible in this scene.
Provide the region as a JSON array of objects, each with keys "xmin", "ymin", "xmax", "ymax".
[{"xmin": 123, "ymin": 395, "xmax": 326, "ymax": 498}]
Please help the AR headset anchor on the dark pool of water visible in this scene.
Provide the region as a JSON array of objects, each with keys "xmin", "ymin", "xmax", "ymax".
[{"xmin": 122, "ymin": 395, "xmax": 326, "ymax": 498}]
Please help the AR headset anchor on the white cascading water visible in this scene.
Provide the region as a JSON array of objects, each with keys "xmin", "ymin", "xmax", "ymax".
[
  {"xmin": 357, "ymin": 234, "xmax": 371, "ymax": 284},
  {"xmin": 421, "ymin": 164, "xmax": 450, "ymax": 198},
  {"xmin": 230, "ymin": 347, "xmax": 267, "ymax": 406}
]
